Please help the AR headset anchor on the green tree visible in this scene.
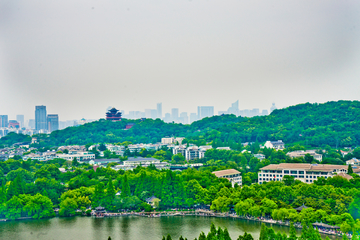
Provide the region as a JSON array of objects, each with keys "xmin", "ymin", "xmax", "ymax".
[
  {"xmin": 348, "ymin": 164, "xmax": 354, "ymax": 174},
  {"xmin": 120, "ymin": 175, "xmax": 131, "ymax": 198}
]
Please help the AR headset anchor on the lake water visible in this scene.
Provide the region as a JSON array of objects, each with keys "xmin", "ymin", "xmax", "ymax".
[{"xmin": 0, "ymin": 216, "xmax": 341, "ymax": 240}]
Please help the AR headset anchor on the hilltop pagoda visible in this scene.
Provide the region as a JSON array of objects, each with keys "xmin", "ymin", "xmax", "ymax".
[{"xmin": 106, "ymin": 108, "xmax": 122, "ymax": 121}]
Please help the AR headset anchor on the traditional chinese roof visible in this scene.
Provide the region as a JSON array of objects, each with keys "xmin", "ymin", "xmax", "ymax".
[{"xmin": 294, "ymin": 204, "xmax": 308, "ymax": 212}]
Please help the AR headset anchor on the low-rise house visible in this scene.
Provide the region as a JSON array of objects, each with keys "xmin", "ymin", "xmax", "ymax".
[
  {"xmin": 287, "ymin": 150, "xmax": 322, "ymax": 162},
  {"xmin": 258, "ymin": 163, "xmax": 348, "ymax": 184},
  {"xmin": 161, "ymin": 137, "xmax": 184, "ymax": 145},
  {"xmin": 264, "ymin": 140, "xmax": 285, "ymax": 150},
  {"xmin": 216, "ymin": 147, "xmax": 231, "ymax": 150},
  {"xmin": 212, "ymin": 169, "xmax": 242, "ymax": 187},
  {"xmin": 146, "ymin": 195, "xmax": 160, "ymax": 208},
  {"xmin": 254, "ymin": 154, "xmax": 265, "ymax": 161},
  {"xmin": 346, "ymin": 158, "xmax": 360, "ymax": 166}
]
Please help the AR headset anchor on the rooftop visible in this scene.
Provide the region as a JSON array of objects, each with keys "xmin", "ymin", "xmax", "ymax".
[
  {"xmin": 260, "ymin": 163, "xmax": 347, "ymax": 172},
  {"xmin": 212, "ymin": 169, "xmax": 240, "ymax": 177}
]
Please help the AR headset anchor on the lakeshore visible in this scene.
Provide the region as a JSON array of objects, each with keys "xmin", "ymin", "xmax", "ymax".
[
  {"xmin": 0, "ymin": 214, "xmax": 343, "ymax": 240},
  {"xmin": 1, "ymin": 209, "xmax": 343, "ymax": 238}
]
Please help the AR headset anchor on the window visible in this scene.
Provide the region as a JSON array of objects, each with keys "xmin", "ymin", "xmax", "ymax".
[
  {"xmin": 299, "ymin": 175, "xmax": 304, "ymax": 178},
  {"xmin": 299, "ymin": 171, "xmax": 304, "ymax": 174},
  {"xmin": 284, "ymin": 170, "xmax": 289, "ymax": 174},
  {"xmin": 291, "ymin": 170, "xmax": 297, "ymax": 174}
]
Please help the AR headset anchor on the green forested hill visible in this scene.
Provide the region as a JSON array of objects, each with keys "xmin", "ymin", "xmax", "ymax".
[{"xmin": 1, "ymin": 100, "xmax": 360, "ymax": 148}]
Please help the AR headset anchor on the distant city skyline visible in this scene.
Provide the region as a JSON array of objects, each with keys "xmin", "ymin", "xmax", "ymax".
[
  {"xmin": 0, "ymin": 100, "xmax": 276, "ymax": 131},
  {"xmin": 1, "ymin": 1, "xmax": 360, "ymax": 121}
]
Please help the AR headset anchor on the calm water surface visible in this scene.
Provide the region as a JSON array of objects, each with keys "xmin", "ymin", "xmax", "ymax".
[{"xmin": 0, "ymin": 216, "xmax": 341, "ymax": 240}]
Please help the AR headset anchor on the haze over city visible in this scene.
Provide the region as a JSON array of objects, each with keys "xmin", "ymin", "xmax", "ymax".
[{"xmin": 1, "ymin": 0, "xmax": 360, "ymax": 120}]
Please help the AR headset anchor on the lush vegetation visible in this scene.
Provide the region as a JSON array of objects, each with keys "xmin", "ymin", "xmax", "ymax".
[
  {"xmin": 160, "ymin": 222, "xmax": 355, "ymax": 240},
  {"xmin": 2, "ymin": 101, "xmax": 360, "ymax": 148},
  {"xmin": 0, "ymin": 156, "xmax": 360, "ymax": 236}
]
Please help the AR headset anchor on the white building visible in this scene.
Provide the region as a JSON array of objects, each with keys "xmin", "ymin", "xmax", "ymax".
[
  {"xmin": 264, "ymin": 140, "xmax": 285, "ymax": 150},
  {"xmin": 212, "ymin": 169, "xmax": 242, "ymax": 187},
  {"xmin": 346, "ymin": 158, "xmax": 360, "ymax": 166},
  {"xmin": 254, "ymin": 154, "xmax": 266, "ymax": 161},
  {"xmin": 287, "ymin": 150, "xmax": 322, "ymax": 162},
  {"xmin": 258, "ymin": 163, "xmax": 349, "ymax": 184},
  {"xmin": 56, "ymin": 152, "xmax": 95, "ymax": 162},
  {"xmin": 161, "ymin": 137, "xmax": 184, "ymax": 145},
  {"xmin": 216, "ymin": 147, "xmax": 231, "ymax": 150}
]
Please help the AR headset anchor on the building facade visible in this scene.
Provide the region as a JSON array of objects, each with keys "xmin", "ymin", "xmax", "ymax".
[
  {"xmin": 287, "ymin": 150, "xmax": 322, "ymax": 162},
  {"xmin": 47, "ymin": 114, "xmax": 59, "ymax": 132},
  {"xmin": 258, "ymin": 163, "xmax": 349, "ymax": 184},
  {"xmin": 16, "ymin": 115, "xmax": 24, "ymax": 128},
  {"xmin": 212, "ymin": 169, "xmax": 242, "ymax": 187},
  {"xmin": 35, "ymin": 106, "xmax": 47, "ymax": 130},
  {"xmin": 0, "ymin": 115, "xmax": 8, "ymax": 128},
  {"xmin": 197, "ymin": 106, "xmax": 214, "ymax": 119},
  {"xmin": 264, "ymin": 140, "xmax": 285, "ymax": 150}
]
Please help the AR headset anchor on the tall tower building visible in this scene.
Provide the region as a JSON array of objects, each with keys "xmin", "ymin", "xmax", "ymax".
[
  {"xmin": 16, "ymin": 115, "xmax": 24, "ymax": 128},
  {"xmin": 47, "ymin": 114, "xmax": 59, "ymax": 132},
  {"xmin": 171, "ymin": 108, "xmax": 179, "ymax": 122},
  {"xmin": 35, "ymin": 105, "xmax": 47, "ymax": 130},
  {"xmin": 0, "ymin": 115, "xmax": 8, "ymax": 128},
  {"xmin": 228, "ymin": 100, "xmax": 239, "ymax": 115},
  {"xmin": 197, "ymin": 106, "xmax": 214, "ymax": 119},
  {"xmin": 157, "ymin": 103, "xmax": 162, "ymax": 119}
]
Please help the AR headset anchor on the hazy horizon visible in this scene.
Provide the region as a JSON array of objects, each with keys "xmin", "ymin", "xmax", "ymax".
[{"xmin": 1, "ymin": 0, "xmax": 360, "ymax": 121}]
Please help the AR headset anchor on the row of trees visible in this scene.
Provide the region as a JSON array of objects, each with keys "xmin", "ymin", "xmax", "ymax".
[{"xmin": 160, "ymin": 222, "xmax": 355, "ymax": 240}]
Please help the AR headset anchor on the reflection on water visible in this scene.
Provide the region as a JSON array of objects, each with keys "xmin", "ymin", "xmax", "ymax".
[{"xmin": 0, "ymin": 216, "xmax": 341, "ymax": 240}]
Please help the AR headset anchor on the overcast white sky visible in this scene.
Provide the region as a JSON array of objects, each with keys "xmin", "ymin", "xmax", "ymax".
[{"xmin": 1, "ymin": 0, "xmax": 360, "ymax": 121}]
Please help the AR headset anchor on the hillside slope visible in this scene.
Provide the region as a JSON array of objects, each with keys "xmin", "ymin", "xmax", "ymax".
[{"xmin": 1, "ymin": 100, "xmax": 360, "ymax": 148}]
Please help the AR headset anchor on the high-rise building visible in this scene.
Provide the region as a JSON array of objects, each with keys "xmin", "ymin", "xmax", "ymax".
[
  {"xmin": 228, "ymin": 100, "xmax": 239, "ymax": 115},
  {"xmin": 28, "ymin": 119, "xmax": 35, "ymax": 129},
  {"xmin": 151, "ymin": 109, "xmax": 158, "ymax": 119},
  {"xmin": 164, "ymin": 113, "xmax": 171, "ymax": 123},
  {"xmin": 145, "ymin": 109, "xmax": 152, "ymax": 118},
  {"xmin": 171, "ymin": 108, "xmax": 179, "ymax": 122},
  {"xmin": 261, "ymin": 110, "xmax": 269, "ymax": 115},
  {"xmin": 197, "ymin": 106, "xmax": 214, "ymax": 119},
  {"xmin": 189, "ymin": 113, "xmax": 198, "ymax": 124},
  {"xmin": 35, "ymin": 106, "xmax": 47, "ymax": 130},
  {"xmin": 157, "ymin": 103, "xmax": 162, "ymax": 119},
  {"xmin": 47, "ymin": 114, "xmax": 59, "ymax": 132},
  {"xmin": 16, "ymin": 115, "xmax": 24, "ymax": 128},
  {"xmin": 0, "ymin": 115, "xmax": 8, "ymax": 128},
  {"xmin": 179, "ymin": 112, "xmax": 189, "ymax": 124}
]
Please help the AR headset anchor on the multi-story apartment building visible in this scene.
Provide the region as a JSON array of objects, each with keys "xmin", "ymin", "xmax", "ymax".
[
  {"xmin": 56, "ymin": 152, "xmax": 95, "ymax": 162},
  {"xmin": 258, "ymin": 163, "xmax": 349, "ymax": 184},
  {"xmin": 212, "ymin": 169, "xmax": 242, "ymax": 187},
  {"xmin": 287, "ymin": 150, "xmax": 323, "ymax": 162}
]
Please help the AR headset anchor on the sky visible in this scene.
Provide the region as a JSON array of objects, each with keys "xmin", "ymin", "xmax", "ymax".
[{"xmin": 1, "ymin": 0, "xmax": 360, "ymax": 122}]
